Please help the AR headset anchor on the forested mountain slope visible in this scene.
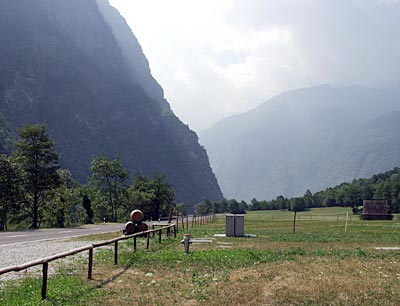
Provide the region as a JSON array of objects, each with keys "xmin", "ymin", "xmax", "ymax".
[{"xmin": 0, "ymin": 0, "xmax": 223, "ymax": 205}]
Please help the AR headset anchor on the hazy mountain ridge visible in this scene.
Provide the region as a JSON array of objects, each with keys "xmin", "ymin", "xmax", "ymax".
[
  {"xmin": 0, "ymin": 0, "xmax": 223, "ymax": 205},
  {"xmin": 201, "ymin": 85, "xmax": 400, "ymax": 201}
]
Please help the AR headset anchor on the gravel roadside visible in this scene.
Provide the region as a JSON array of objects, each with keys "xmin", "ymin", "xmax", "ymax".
[{"xmin": 0, "ymin": 239, "xmax": 109, "ymax": 282}]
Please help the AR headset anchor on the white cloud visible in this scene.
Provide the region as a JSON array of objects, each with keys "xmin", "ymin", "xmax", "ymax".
[
  {"xmin": 109, "ymin": 0, "xmax": 400, "ymax": 131},
  {"xmin": 378, "ymin": 0, "xmax": 399, "ymax": 5}
]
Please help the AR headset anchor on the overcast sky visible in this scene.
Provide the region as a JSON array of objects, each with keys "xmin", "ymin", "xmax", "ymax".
[{"xmin": 109, "ymin": 0, "xmax": 400, "ymax": 132}]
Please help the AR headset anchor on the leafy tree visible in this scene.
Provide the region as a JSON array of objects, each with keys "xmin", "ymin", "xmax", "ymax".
[
  {"xmin": 228, "ymin": 199, "xmax": 246, "ymax": 214},
  {"xmin": 195, "ymin": 199, "xmax": 213, "ymax": 215},
  {"xmin": 304, "ymin": 190, "xmax": 314, "ymax": 208},
  {"xmin": 276, "ymin": 195, "xmax": 288, "ymax": 210},
  {"xmin": 0, "ymin": 155, "xmax": 21, "ymax": 230},
  {"xmin": 323, "ymin": 193, "xmax": 336, "ymax": 207},
  {"xmin": 82, "ymin": 195, "xmax": 94, "ymax": 224},
  {"xmin": 241, "ymin": 200, "xmax": 248, "ymax": 211},
  {"xmin": 151, "ymin": 174, "xmax": 175, "ymax": 220},
  {"xmin": 44, "ymin": 169, "xmax": 82, "ymax": 228},
  {"xmin": 251, "ymin": 198, "xmax": 260, "ymax": 210},
  {"xmin": 258, "ymin": 200, "xmax": 266, "ymax": 210},
  {"xmin": 13, "ymin": 124, "xmax": 60, "ymax": 229},
  {"xmin": 175, "ymin": 203, "xmax": 187, "ymax": 216},
  {"xmin": 220, "ymin": 199, "xmax": 229, "ymax": 213},
  {"xmin": 291, "ymin": 197, "xmax": 305, "ymax": 212},
  {"xmin": 129, "ymin": 174, "xmax": 175, "ymax": 221},
  {"xmin": 89, "ymin": 156, "xmax": 129, "ymax": 221}
]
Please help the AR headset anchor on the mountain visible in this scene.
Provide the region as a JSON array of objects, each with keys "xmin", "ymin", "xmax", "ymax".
[
  {"xmin": 200, "ymin": 85, "xmax": 400, "ymax": 201},
  {"xmin": 0, "ymin": 0, "xmax": 223, "ymax": 205}
]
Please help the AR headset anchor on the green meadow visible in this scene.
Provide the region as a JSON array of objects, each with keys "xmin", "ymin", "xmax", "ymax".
[{"xmin": 1, "ymin": 208, "xmax": 400, "ymax": 305}]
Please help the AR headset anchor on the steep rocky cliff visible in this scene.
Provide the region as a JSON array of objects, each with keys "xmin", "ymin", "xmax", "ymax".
[{"xmin": 0, "ymin": 0, "xmax": 223, "ymax": 205}]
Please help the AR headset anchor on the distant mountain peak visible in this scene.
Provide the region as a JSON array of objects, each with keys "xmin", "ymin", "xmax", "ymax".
[{"xmin": 201, "ymin": 85, "xmax": 400, "ymax": 201}]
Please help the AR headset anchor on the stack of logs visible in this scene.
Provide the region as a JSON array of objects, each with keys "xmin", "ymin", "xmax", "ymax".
[{"xmin": 123, "ymin": 209, "xmax": 148, "ymax": 235}]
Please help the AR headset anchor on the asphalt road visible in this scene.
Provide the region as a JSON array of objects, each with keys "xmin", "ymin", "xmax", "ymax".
[{"xmin": 0, "ymin": 223, "xmax": 125, "ymax": 247}]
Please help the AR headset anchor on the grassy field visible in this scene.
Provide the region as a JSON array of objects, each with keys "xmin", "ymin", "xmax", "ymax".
[{"xmin": 1, "ymin": 207, "xmax": 400, "ymax": 305}]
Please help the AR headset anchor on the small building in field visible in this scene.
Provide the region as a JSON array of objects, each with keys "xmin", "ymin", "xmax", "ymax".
[
  {"xmin": 362, "ymin": 200, "xmax": 391, "ymax": 220},
  {"xmin": 226, "ymin": 214, "xmax": 245, "ymax": 237}
]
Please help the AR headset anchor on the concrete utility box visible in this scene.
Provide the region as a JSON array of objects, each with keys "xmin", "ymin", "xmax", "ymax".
[{"xmin": 226, "ymin": 214, "xmax": 245, "ymax": 237}]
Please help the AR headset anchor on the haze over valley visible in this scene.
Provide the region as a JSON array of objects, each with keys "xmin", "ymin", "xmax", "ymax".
[
  {"xmin": 201, "ymin": 85, "xmax": 400, "ymax": 201},
  {"xmin": 1, "ymin": 0, "xmax": 400, "ymax": 208}
]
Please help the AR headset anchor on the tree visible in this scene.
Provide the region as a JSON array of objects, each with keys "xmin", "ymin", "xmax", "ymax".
[
  {"xmin": 0, "ymin": 155, "xmax": 20, "ymax": 230},
  {"xmin": 151, "ymin": 174, "xmax": 175, "ymax": 220},
  {"xmin": 14, "ymin": 124, "xmax": 60, "ymax": 229},
  {"xmin": 228, "ymin": 199, "xmax": 246, "ymax": 214},
  {"xmin": 291, "ymin": 197, "xmax": 305, "ymax": 212},
  {"xmin": 251, "ymin": 198, "xmax": 260, "ymax": 210},
  {"xmin": 82, "ymin": 195, "xmax": 94, "ymax": 224},
  {"xmin": 175, "ymin": 203, "xmax": 187, "ymax": 216},
  {"xmin": 129, "ymin": 174, "xmax": 175, "ymax": 220},
  {"xmin": 44, "ymin": 169, "xmax": 81, "ymax": 228},
  {"xmin": 304, "ymin": 190, "xmax": 314, "ymax": 208},
  {"xmin": 276, "ymin": 195, "xmax": 288, "ymax": 210},
  {"xmin": 89, "ymin": 156, "xmax": 129, "ymax": 221}
]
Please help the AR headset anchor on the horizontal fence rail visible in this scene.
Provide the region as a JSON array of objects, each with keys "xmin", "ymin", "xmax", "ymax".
[{"xmin": 0, "ymin": 224, "xmax": 176, "ymax": 300}]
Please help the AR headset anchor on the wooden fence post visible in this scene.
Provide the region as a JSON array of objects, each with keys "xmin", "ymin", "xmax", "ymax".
[
  {"xmin": 88, "ymin": 248, "xmax": 93, "ymax": 279},
  {"xmin": 186, "ymin": 216, "xmax": 189, "ymax": 230},
  {"xmin": 158, "ymin": 229, "xmax": 162, "ymax": 243},
  {"xmin": 173, "ymin": 224, "xmax": 177, "ymax": 238},
  {"xmin": 133, "ymin": 236, "xmax": 137, "ymax": 252},
  {"xmin": 146, "ymin": 232, "xmax": 150, "ymax": 249},
  {"xmin": 114, "ymin": 241, "xmax": 118, "ymax": 265},
  {"xmin": 42, "ymin": 262, "xmax": 48, "ymax": 300}
]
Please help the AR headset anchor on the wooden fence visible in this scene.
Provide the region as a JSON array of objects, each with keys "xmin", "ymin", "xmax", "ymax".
[
  {"xmin": 0, "ymin": 224, "xmax": 176, "ymax": 300},
  {"xmin": 191, "ymin": 214, "xmax": 217, "ymax": 227}
]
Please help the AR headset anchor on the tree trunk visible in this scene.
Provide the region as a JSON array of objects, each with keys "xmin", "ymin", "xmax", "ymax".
[
  {"xmin": 32, "ymin": 194, "xmax": 39, "ymax": 229},
  {"xmin": 33, "ymin": 205, "xmax": 39, "ymax": 229},
  {"xmin": 108, "ymin": 190, "xmax": 115, "ymax": 221},
  {"xmin": 1, "ymin": 207, "xmax": 7, "ymax": 231}
]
